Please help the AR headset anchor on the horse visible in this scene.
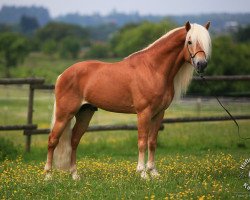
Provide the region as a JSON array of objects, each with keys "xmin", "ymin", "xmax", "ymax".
[{"xmin": 44, "ymin": 21, "xmax": 211, "ymax": 180}]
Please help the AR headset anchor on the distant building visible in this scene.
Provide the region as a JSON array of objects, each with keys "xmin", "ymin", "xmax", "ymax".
[{"xmin": 224, "ymin": 21, "xmax": 239, "ymax": 32}]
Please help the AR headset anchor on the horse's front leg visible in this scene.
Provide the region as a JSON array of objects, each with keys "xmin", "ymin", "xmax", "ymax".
[
  {"xmin": 147, "ymin": 110, "xmax": 165, "ymax": 178},
  {"xmin": 136, "ymin": 110, "xmax": 151, "ymax": 179}
]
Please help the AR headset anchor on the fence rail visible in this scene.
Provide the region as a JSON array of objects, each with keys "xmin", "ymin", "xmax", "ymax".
[
  {"xmin": 0, "ymin": 124, "xmax": 37, "ymax": 131},
  {"xmin": 192, "ymin": 75, "xmax": 250, "ymax": 81},
  {"xmin": 0, "ymin": 75, "xmax": 250, "ymax": 152},
  {"xmin": 24, "ymin": 124, "xmax": 165, "ymax": 136},
  {"xmin": 22, "ymin": 115, "xmax": 250, "ymax": 136},
  {"xmin": 162, "ymin": 115, "xmax": 250, "ymax": 123},
  {"xmin": 0, "ymin": 78, "xmax": 45, "ymax": 85}
]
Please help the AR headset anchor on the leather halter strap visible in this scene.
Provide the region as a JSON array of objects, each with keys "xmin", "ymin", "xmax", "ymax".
[{"xmin": 187, "ymin": 43, "xmax": 206, "ymax": 64}]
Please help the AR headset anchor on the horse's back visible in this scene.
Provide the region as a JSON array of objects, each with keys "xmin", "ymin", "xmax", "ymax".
[{"xmin": 55, "ymin": 60, "xmax": 111, "ymax": 89}]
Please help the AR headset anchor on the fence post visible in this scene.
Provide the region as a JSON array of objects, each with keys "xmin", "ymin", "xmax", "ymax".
[
  {"xmin": 26, "ymin": 85, "xmax": 34, "ymax": 152},
  {"xmin": 196, "ymin": 97, "xmax": 201, "ymax": 117}
]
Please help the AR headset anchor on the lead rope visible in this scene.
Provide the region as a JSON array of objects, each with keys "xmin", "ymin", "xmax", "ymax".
[{"xmin": 198, "ymin": 74, "xmax": 250, "ymax": 140}]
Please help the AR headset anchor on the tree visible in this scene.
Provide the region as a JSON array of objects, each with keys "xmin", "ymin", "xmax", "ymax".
[
  {"xmin": 110, "ymin": 20, "xmax": 176, "ymax": 57},
  {"xmin": 234, "ymin": 25, "xmax": 250, "ymax": 43},
  {"xmin": 59, "ymin": 37, "xmax": 80, "ymax": 59},
  {"xmin": 36, "ymin": 22, "xmax": 89, "ymax": 43},
  {"xmin": 0, "ymin": 23, "xmax": 12, "ymax": 33},
  {"xmin": 89, "ymin": 23, "xmax": 118, "ymax": 41},
  {"xmin": 42, "ymin": 39, "xmax": 57, "ymax": 55},
  {"xmin": 20, "ymin": 15, "xmax": 40, "ymax": 36},
  {"xmin": 0, "ymin": 32, "xmax": 29, "ymax": 77},
  {"xmin": 36, "ymin": 22, "xmax": 89, "ymax": 58},
  {"xmin": 84, "ymin": 43, "xmax": 110, "ymax": 58}
]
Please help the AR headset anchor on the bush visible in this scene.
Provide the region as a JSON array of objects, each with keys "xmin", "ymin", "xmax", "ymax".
[
  {"xmin": 0, "ymin": 137, "xmax": 20, "ymax": 161},
  {"xmin": 84, "ymin": 43, "xmax": 110, "ymax": 58},
  {"xmin": 59, "ymin": 37, "xmax": 80, "ymax": 59},
  {"xmin": 110, "ymin": 20, "xmax": 176, "ymax": 57},
  {"xmin": 42, "ymin": 39, "xmax": 58, "ymax": 55},
  {"xmin": 0, "ymin": 32, "xmax": 30, "ymax": 77}
]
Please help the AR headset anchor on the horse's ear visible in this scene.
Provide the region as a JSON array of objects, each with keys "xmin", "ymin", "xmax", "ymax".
[
  {"xmin": 204, "ymin": 21, "xmax": 210, "ymax": 30},
  {"xmin": 185, "ymin": 21, "xmax": 191, "ymax": 32}
]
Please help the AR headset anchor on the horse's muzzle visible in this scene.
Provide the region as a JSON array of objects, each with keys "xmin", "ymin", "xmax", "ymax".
[{"xmin": 196, "ymin": 60, "xmax": 207, "ymax": 73}]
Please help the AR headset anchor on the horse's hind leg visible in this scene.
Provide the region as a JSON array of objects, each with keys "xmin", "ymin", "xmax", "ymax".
[
  {"xmin": 44, "ymin": 116, "xmax": 73, "ymax": 180},
  {"xmin": 70, "ymin": 105, "xmax": 96, "ymax": 180},
  {"xmin": 44, "ymin": 98, "xmax": 81, "ymax": 180}
]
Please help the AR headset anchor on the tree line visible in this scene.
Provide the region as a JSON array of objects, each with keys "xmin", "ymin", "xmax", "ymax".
[{"xmin": 0, "ymin": 19, "xmax": 249, "ymax": 95}]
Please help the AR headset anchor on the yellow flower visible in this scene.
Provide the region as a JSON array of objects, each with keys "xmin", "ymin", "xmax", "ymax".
[{"xmin": 198, "ymin": 195, "xmax": 205, "ymax": 200}]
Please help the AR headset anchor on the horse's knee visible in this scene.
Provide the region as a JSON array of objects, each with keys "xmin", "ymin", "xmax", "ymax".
[{"xmin": 138, "ymin": 138, "xmax": 147, "ymax": 152}]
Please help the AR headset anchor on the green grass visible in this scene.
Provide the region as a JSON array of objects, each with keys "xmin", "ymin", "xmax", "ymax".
[
  {"xmin": 0, "ymin": 86, "xmax": 249, "ymax": 199},
  {"xmin": 2, "ymin": 52, "xmax": 121, "ymax": 84},
  {"xmin": 0, "ymin": 54, "xmax": 250, "ymax": 199},
  {"xmin": 1, "ymin": 151, "xmax": 250, "ymax": 199}
]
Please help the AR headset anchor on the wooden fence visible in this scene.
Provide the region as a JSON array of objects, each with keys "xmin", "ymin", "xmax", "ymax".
[{"xmin": 0, "ymin": 76, "xmax": 250, "ymax": 152}]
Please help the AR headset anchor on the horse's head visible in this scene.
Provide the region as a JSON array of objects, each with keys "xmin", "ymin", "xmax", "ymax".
[{"xmin": 184, "ymin": 21, "xmax": 211, "ymax": 75}]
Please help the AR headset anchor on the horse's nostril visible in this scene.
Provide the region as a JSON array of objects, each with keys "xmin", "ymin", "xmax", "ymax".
[
  {"xmin": 196, "ymin": 60, "xmax": 207, "ymax": 71},
  {"xmin": 203, "ymin": 61, "xmax": 207, "ymax": 69}
]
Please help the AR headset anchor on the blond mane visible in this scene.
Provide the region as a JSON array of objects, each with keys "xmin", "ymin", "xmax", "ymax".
[{"xmin": 173, "ymin": 63, "xmax": 194, "ymax": 100}]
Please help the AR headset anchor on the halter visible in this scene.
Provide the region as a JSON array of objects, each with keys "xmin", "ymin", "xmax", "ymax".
[{"xmin": 186, "ymin": 42, "xmax": 206, "ymax": 66}]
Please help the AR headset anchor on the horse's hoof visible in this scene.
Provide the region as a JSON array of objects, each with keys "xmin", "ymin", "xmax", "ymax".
[
  {"xmin": 140, "ymin": 171, "xmax": 149, "ymax": 180},
  {"xmin": 136, "ymin": 164, "xmax": 145, "ymax": 173},
  {"xmin": 44, "ymin": 173, "xmax": 52, "ymax": 181},
  {"xmin": 150, "ymin": 169, "xmax": 160, "ymax": 178},
  {"xmin": 72, "ymin": 173, "xmax": 81, "ymax": 181}
]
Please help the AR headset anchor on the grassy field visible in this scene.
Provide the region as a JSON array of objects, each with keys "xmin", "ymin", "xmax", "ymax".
[
  {"xmin": 0, "ymin": 54, "xmax": 250, "ymax": 199},
  {"xmin": 0, "ymin": 85, "xmax": 250, "ymax": 199}
]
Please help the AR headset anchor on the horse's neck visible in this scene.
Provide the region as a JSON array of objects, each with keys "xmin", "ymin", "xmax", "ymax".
[{"xmin": 144, "ymin": 28, "xmax": 186, "ymax": 78}]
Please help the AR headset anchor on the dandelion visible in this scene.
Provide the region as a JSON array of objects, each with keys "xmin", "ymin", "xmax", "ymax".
[{"xmin": 198, "ymin": 195, "xmax": 205, "ymax": 200}]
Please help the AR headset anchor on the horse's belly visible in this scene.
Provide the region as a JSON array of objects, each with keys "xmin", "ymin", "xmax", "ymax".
[
  {"xmin": 83, "ymin": 80, "xmax": 136, "ymax": 114},
  {"xmin": 99, "ymin": 104, "xmax": 136, "ymax": 114},
  {"xmin": 86, "ymin": 94, "xmax": 136, "ymax": 114}
]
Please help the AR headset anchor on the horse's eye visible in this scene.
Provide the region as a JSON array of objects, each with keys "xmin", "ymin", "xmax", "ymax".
[{"xmin": 188, "ymin": 41, "xmax": 192, "ymax": 45}]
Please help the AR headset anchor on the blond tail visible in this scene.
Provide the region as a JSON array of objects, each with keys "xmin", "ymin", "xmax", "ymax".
[{"xmin": 52, "ymin": 102, "xmax": 72, "ymax": 171}]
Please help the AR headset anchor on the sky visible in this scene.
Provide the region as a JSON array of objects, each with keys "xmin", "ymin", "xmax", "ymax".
[{"xmin": 0, "ymin": 0, "xmax": 250, "ymax": 17}]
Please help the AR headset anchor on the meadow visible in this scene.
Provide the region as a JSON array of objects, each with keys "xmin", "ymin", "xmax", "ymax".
[{"xmin": 0, "ymin": 54, "xmax": 250, "ymax": 199}]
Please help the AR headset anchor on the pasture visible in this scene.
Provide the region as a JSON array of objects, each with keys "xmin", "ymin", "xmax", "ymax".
[{"xmin": 0, "ymin": 85, "xmax": 250, "ymax": 199}]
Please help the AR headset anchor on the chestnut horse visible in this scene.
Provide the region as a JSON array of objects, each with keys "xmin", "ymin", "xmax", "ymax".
[{"xmin": 44, "ymin": 21, "xmax": 211, "ymax": 180}]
